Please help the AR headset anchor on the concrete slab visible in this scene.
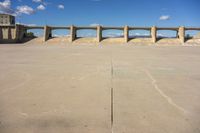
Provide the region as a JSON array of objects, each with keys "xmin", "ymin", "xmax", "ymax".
[
  {"xmin": 111, "ymin": 47, "xmax": 200, "ymax": 133},
  {"xmin": 0, "ymin": 44, "xmax": 200, "ymax": 133},
  {"xmin": 0, "ymin": 45, "xmax": 112, "ymax": 133}
]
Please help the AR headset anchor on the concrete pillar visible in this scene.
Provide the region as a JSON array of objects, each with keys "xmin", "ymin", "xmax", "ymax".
[
  {"xmin": 151, "ymin": 26, "xmax": 157, "ymax": 43},
  {"xmin": 15, "ymin": 25, "xmax": 19, "ymax": 41},
  {"xmin": 70, "ymin": 25, "xmax": 76, "ymax": 42},
  {"xmin": 178, "ymin": 26, "xmax": 185, "ymax": 43},
  {"xmin": 0, "ymin": 27, "xmax": 2, "ymax": 40},
  {"xmin": 15, "ymin": 24, "xmax": 21, "ymax": 42},
  {"xmin": 15, "ymin": 24, "xmax": 25, "ymax": 42},
  {"xmin": 124, "ymin": 25, "xmax": 129, "ymax": 43},
  {"xmin": 44, "ymin": 26, "xmax": 52, "ymax": 42},
  {"xmin": 8, "ymin": 27, "xmax": 12, "ymax": 40},
  {"xmin": 97, "ymin": 25, "xmax": 102, "ymax": 42}
]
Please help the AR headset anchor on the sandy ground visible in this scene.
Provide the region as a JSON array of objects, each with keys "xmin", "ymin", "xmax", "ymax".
[{"xmin": 0, "ymin": 43, "xmax": 200, "ymax": 133}]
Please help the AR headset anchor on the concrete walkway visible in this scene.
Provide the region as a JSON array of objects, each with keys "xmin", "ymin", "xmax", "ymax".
[{"xmin": 0, "ymin": 44, "xmax": 200, "ymax": 133}]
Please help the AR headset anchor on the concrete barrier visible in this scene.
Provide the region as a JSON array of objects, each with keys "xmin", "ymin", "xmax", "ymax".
[
  {"xmin": 44, "ymin": 26, "xmax": 52, "ymax": 42},
  {"xmin": 0, "ymin": 24, "xmax": 200, "ymax": 44},
  {"xmin": 124, "ymin": 26, "xmax": 129, "ymax": 42},
  {"xmin": 151, "ymin": 26, "xmax": 157, "ymax": 43},
  {"xmin": 97, "ymin": 26, "xmax": 102, "ymax": 42},
  {"xmin": 70, "ymin": 25, "xmax": 76, "ymax": 42},
  {"xmin": 178, "ymin": 26, "xmax": 185, "ymax": 43}
]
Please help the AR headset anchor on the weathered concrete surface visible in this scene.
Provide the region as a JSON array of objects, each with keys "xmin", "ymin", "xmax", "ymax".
[
  {"xmin": 0, "ymin": 44, "xmax": 200, "ymax": 133},
  {"xmin": 18, "ymin": 37, "xmax": 200, "ymax": 45}
]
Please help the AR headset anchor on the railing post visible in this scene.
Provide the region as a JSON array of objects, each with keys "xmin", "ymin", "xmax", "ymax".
[
  {"xmin": 178, "ymin": 26, "xmax": 185, "ymax": 43},
  {"xmin": 97, "ymin": 25, "xmax": 102, "ymax": 42},
  {"xmin": 70, "ymin": 25, "xmax": 76, "ymax": 42},
  {"xmin": 151, "ymin": 26, "xmax": 157, "ymax": 43},
  {"xmin": 44, "ymin": 25, "xmax": 52, "ymax": 42},
  {"xmin": 124, "ymin": 25, "xmax": 129, "ymax": 43}
]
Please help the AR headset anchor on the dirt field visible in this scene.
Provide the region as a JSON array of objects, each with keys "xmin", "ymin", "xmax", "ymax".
[{"xmin": 0, "ymin": 43, "xmax": 200, "ymax": 133}]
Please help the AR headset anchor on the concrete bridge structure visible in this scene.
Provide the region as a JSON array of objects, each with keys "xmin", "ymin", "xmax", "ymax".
[{"xmin": 0, "ymin": 24, "xmax": 200, "ymax": 43}]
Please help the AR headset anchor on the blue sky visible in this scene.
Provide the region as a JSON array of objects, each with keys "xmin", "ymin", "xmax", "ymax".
[{"xmin": 1, "ymin": 0, "xmax": 200, "ymax": 36}]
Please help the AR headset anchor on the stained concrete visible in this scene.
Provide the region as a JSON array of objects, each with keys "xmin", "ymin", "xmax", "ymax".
[{"xmin": 0, "ymin": 44, "xmax": 200, "ymax": 133}]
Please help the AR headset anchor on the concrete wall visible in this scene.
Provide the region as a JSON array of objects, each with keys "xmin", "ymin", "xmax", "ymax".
[
  {"xmin": 0, "ymin": 26, "xmax": 16, "ymax": 43},
  {"xmin": 0, "ymin": 24, "xmax": 200, "ymax": 44}
]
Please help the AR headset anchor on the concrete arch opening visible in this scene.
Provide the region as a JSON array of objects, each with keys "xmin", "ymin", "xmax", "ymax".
[
  {"xmin": 102, "ymin": 29, "xmax": 124, "ymax": 39},
  {"xmin": 157, "ymin": 30, "xmax": 177, "ymax": 39},
  {"xmin": 129, "ymin": 30, "xmax": 151, "ymax": 38},
  {"xmin": 156, "ymin": 29, "xmax": 179, "ymax": 43},
  {"xmin": 185, "ymin": 30, "xmax": 200, "ymax": 39},
  {"xmin": 26, "ymin": 29, "xmax": 44, "ymax": 38},
  {"xmin": 102, "ymin": 28, "xmax": 124, "ymax": 43},
  {"xmin": 73, "ymin": 28, "xmax": 97, "ymax": 43},
  {"xmin": 24, "ymin": 28, "xmax": 44, "ymax": 43},
  {"xmin": 76, "ymin": 29, "xmax": 97, "ymax": 38},
  {"xmin": 128, "ymin": 29, "xmax": 151, "ymax": 43},
  {"xmin": 185, "ymin": 30, "xmax": 200, "ymax": 43},
  {"xmin": 51, "ymin": 29, "xmax": 70, "ymax": 38},
  {"xmin": 46, "ymin": 29, "xmax": 71, "ymax": 43}
]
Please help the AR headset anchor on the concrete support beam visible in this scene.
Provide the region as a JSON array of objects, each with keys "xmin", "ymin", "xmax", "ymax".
[
  {"xmin": 103, "ymin": 27, "xmax": 124, "ymax": 30},
  {"xmin": 178, "ymin": 26, "xmax": 185, "ymax": 43},
  {"xmin": 124, "ymin": 25, "xmax": 129, "ymax": 43},
  {"xmin": 97, "ymin": 26, "xmax": 102, "ymax": 42},
  {"xmin": 151, "ymin": 26, "xmax": 157, "ymax": 43},
  {"xmin": 70, "ymin": 25, "xmax": 76, "ymax": 42},
  {"xmin": 44, "ymin": 26, "xmax": 52, "ymax": 42}
]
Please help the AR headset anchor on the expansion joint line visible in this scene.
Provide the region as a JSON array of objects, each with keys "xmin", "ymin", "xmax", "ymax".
[{"xmin": 110, "ymin": 57, "xmax": 114, "ymax": 133}]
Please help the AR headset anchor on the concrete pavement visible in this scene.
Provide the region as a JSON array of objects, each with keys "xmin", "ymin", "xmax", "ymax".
[{"xmin": 0, "ymin": 44, "xmax": 200, "ymax": 133}]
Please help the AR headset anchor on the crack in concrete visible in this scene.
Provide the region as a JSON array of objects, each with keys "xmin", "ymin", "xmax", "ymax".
[
  {"xmin": 144, "ymin": 69, "xmax": 188, "ymax": 114},
  {"xmin": 145, "ymin": 69, "xmax": 200, "ymax": 132}
]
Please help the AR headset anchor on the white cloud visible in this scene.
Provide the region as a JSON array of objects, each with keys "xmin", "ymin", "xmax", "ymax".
[
  {"xmin": 32, "ymin": 0, "xmax": 42, "ymax": 3},
  {"xmin": 58, "ymin": 4, "xmax": 64, "ymax": 9},
  {"xmin": 0, "ymin": 0, "xmax": 10, "ymax": 8},
  {"xmin": 90, "ymin": 23, "xmax": 102, "ymax": 26},
  {"xmin": 105, "ymin": 32, "xmax": 123, "ymax": 37},
  {"xmin": 0, "ymin": 0, "xmax": 41, "ymax": 16},
  {"xmin": 0, "ymin": 0, "xmax": 15, "ymax": 15},
  {"xmin": 16, "ymin": 5, "xmax": 35, "ymax": 15},
  {"xmin": 32, "ymin": 0, "xmax": 48, "ymax": 6},
  {"xmin": 159, "ymin": 15, "xmax": 170, "ymax": 20},
  {"xmin": 37, "ymin": 4, "xmax": 45, "ymax": 10},
  {"xmin": 129, "ymin": 32, "xmax": 150, "ymax": 37}
]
